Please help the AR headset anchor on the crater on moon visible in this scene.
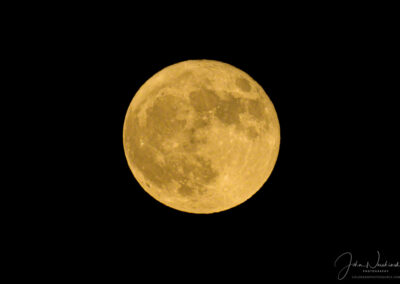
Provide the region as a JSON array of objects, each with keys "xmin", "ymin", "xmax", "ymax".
[
  {"xmin": 236, "ymin": 77, "xmax": 251, "ymax": 92},
  {"xmin": 123, "ymin": 60, "xmax": 280, "ymax": 214}
]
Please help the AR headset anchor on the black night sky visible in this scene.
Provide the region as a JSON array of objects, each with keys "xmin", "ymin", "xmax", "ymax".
[{"xmin": 26, "ymin": 3, "xmax": 398, "ymax": 282}]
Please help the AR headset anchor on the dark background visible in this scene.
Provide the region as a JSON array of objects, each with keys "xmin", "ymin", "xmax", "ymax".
[{"xmin": 21, "ymin": 3, "xmax": 398, "ymax": 282}]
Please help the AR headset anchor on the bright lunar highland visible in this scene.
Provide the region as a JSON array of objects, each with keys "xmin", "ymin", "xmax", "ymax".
[{"xmin": 123, "ymin": 60, "xmax": 280, "ymax": 213}]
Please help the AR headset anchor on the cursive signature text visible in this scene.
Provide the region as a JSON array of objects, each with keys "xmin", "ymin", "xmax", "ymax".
[{"xmin": 334, "ymin": 251, "xmax": 400, "ymax": 280}]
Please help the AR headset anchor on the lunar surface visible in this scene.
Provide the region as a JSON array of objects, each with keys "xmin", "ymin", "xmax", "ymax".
[{"xmin": 123, "ymin": 60, "xmax": 280, "ymax": 214}]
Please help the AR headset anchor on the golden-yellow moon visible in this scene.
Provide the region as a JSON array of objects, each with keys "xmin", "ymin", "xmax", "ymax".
[{"xmin": 123, "ymin": 60, "xmax": 280, "ymax": 214}]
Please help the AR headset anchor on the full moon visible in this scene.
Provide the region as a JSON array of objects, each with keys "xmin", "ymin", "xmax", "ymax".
[{"xmin": 123, "ymin": 60, "xmax": 280, "ymax": 214}]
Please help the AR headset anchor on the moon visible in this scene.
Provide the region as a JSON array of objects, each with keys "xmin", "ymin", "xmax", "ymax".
[{"xmin": 123, "ymin": 60, "xmax": 280, "ymax": 214}]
